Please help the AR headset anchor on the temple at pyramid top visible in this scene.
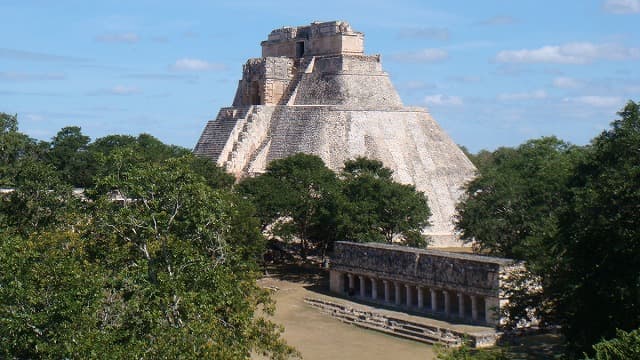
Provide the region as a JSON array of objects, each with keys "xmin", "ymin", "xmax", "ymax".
[
  {"xmin": 195, "ymin": 21, "xmax": 476, "ymax": 247},
  {"xmin": 261, "ymin": 21, "xmax": 364, "ymax": 58},
  {"xmin": 230, "ymin": 20, "xmax": 402, "ymax": 109}
]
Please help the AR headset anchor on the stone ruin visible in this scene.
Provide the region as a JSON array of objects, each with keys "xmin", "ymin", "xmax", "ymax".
[
  {"xmin": 194, "ymin": 21, "xmax": 476, "ymax": 247},
  {"xmin": 329, "ymin": 241, "xmax": 519, "ymax": 327}
]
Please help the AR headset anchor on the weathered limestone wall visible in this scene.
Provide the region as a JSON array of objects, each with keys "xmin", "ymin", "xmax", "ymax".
[
  {"xmin": 328, "ymin": 242, "xmax": 520, "ymax": 326},
  {"xmin": 223, "ymin": 106, "xmax": 277, "ymax": 177},
  {"xmin": 261, "ymin": 21, "xmax": 364, "ymax": 58},
  {"xmin": 197, "ymin": 104, "xmax": 475, "ymax": 245},
  {"xmin": 292, "ymin": 55, "xmax": 403, "ymax": 109},
  {"xmin": 331, "ymin": 242, "xmax": 513, "ymax": 297},
  {"xmin": 232, "ymin": 57, "xmax": 295, "ymax": 106},
  {"xmin": 236, "ymin": 106, "xmax": 473, "ymax": 245}
]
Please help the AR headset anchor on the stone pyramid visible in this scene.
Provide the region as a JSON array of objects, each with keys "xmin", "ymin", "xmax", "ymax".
[{"xmin": 194, "ymin": 21, "xmax": 476, "ymax": 247}]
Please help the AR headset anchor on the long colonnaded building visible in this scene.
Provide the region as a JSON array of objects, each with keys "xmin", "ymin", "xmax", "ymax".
[
  {"xmin": 194, "ymin": 21, "xmax": 476, "ymax": 248},
  {"xmin": 329, "ymin": 242, "xmax": 520, "ymax": 326}
]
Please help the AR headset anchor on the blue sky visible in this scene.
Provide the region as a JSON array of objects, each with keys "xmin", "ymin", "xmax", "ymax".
[{"xmin": 1, "ymin": 0, "xmax": 639, "ymax": 152}]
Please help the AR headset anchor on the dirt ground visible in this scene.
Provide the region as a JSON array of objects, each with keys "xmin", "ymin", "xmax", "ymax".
[
  {"xmin": 254, "ymin": 265, "xmax": 563, "ymax": 360},
  {"xmin": 255, "ymin": 267, "xmax": 437, "ymax": 360}
]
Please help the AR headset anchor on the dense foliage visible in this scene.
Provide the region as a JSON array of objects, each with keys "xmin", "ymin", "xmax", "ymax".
[
  {"xmin": 339, "ymin": 158, "xmax": 430, "ymax": 247},
  {"xmin": 553, "ymin": 101, "xmax": 640, "ymax": 356},
  {"xmin": 238, "ymin": 153, "xmax": 341, "ymax": 259},
  {"xmin": 456, "ymin": 101, "xmax": 640, "ymax": 357},
  {"xmin": 455, "ymin": 136, "xmax": 582, "ymax": 261},
  {"xmin": 238, "ymin": 154, "xmax": 432, "ymax": 258},
  {"xmin": 0, "ymin": 115, "xmax": 295, "ymax": 359},
  {"xmin": 435, "ymin": 342, "xmax": 508, "ymax": 360},
  {"xmin": 589, "ymin": 328, "xmax": 640, "ymax": 360}
]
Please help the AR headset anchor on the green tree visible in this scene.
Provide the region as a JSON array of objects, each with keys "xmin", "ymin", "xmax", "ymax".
[
  {"xmin": 553, "ymin": 101, "xmax": 640, "ymax": 357},
  {"xmin": 339, "ymin": 157, "xmax": 431, "ymax": 246},
  {"xmin": 0, "ymin": 159, "xmax": 78, "ymax": 236},
  {"xmin": 454, "ymin": 137, "xmax": 584, "ymax": 328},
  {"xmin": 0, "ymin": 113, "xmax": 46, "ymax": 187},
  {"xmin": 435, "ymin": 341, "xmax": 509, "ymax": 360},
  {"xmin": 238, "ymin": 153, "xmax": 341, "ymax": 259},
  {"xmin": 455, "ymin": 136, "xmax": 582, "ymax": 262},
  {"xmin": 90, "ymin": 156, "xmax": 295, "ymax": 358},
  {"xmin": 0, "ymin": 231, "xmax": 105, "ymax": 359},
  {"xmin": 0, "ymin": 112, "xmax": 18, "ymax": 133},
  {"xmin": 134, "ymin": 133, "xmax": 191, "ymax": 161},
  {"xmin": 1, "ymin": 155, "xmax": 297, "ymax": 359},
  {"xmin": 88, "ymin": 134, "xmax": 138, "ymax": 155},
  {"xmin": 589, "ymin": 328, "xmax": 640, "ymax": 360},
  {"xmin": 88, "ymin": 133, "xmax": 201, "ymax": 187},
  {"xmin": 48, "ymin": 126, "xmax": 94, "ymax": 187}
]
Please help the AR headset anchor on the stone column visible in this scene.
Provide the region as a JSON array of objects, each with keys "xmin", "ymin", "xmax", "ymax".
[
  {"xmin": 417, "ymin": 286, "xmax": 424, "ymax": 309},
  {"xmin": 347, "ymin": 274, "xmax": 355, "ymax": 296},
  {"xmin": 443, "ymin": 290, "xmax": 451, "ymax": 316},
  {"xmin": 383, "ymin": 280, "xmax": 391, "ymax": 303},
  {"xmin": 458, "ymin": 293, "xmax": 465, "ymax": 318},
  {"xmin": 359, "ymin": 275, "xmax": 366, "ymax": 297},
  {"xmin": 471, "ymin": 295, "xmax": 479, "ymax": 321},
  {"xmin": 405, "ymin": 284, "xmax": 412, "ymax": 307},
  {"xmin": 371, "ymin": 278, "xmax": 378, "ymax": 300},
  {"xmin": 329, "ymin": 270, "xmax": 344, "ymax": 294},
  {"xmin": 430, "ymin": 289, "xmax": 438, "ymax": 312},
  {"xmin": 394, "ymin": 281, "xmax": 402, "ymax": 306},
  {"xmin": 485, "ymin": 297, "xmax": 500, "ymax": 325}
]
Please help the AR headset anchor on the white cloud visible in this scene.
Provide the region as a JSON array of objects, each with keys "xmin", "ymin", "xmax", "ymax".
[
  {"xmin": 604, "ymin": 0, "xmax": 640, "ymax": 14},
  {"xmin": 392, "ymin": 48, "xmax": 449, "ymax": 63},
  {"xmin": 401, "ymin": 80, "xmax": 436, "ymax": 90},
  {"xmin": 498, "ymin": 90, "xmax": 547, "ymax": 101},
  {"xmin": 22, "ymin": 113, "xmax": 45, "ymax": 122},
  {"xmin": 398, "ymin": 27, "xmax": 450, "ymax": 41},
  {"xmin": 553, "ymin": 76, "xmax": 582, "ymax": 89},
  {"xmin": 423, "ymin": 94, "xmax": 463, "ymax": 106},
  {"xmin": 0, "ymin": 71, "xmax": 65, "ymax": 81},
  {"xmin": 87, "ymin": 85, "xmax": 141, "ymax": 96},
  {"xmin": 110, "ymin": 85, "xmax": 140, "ymax": 95},
  {"xmin": 448, "ymin": 75, "xmax": 481, "ymax": 83},
  {"xmin": 0, "ymin": 48, "xmax": 88, "ymax": 63},
  {"xmin": 95, "ymin": 32, "xmax": 139, "ymax": 43},
  {"xmin": 170, "ymin": 58, "xmax": 226, "ymax": 71},
  {"xmin": 478, "ymin": 15, "xmax": 517, "ymax": 26},
  {"xmin": 496, "ymin": 42, "xmax": 640, "ymax": 64},
  {"xmin": 564, "ymin": 95, "xmax": 623, "ymax": 107}
]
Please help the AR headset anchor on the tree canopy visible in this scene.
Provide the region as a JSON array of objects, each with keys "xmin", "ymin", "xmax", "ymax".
[
  {"xmin": 238, "ymin": 153, "xmax": 342, "ymax": 259},
  {"xmin": 455, "ymin": 136, "xmax": 583, "ymax": 262},
  {"xmin": 552, "ymin": 101, "xmax": 640, "ymax": 356},
  {"xmin": 455, "ymin": 101, "xmax": 640, "ymax": 358},
  {"xmin": 0, "ymin": 114, "xmax": 295, "ymax": 359},
  {"xmin": 339, "ymin": 157, "xmax": 430, "ymax": 246},
  {"xmin": 238, "ymin": 154, "xmax": 432, "ymax": 258}
]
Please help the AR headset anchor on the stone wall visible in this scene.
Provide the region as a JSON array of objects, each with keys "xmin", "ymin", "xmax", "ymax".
[
  {"xmin": 232, "ymin": 57, "xmax": 295, "ymax": 106},
  {"xmin": 331, "ymin": 242, "xmax": 514, "ymax": 297},
  {"xmin": 328, "ymin": 242, "xmax": 522, "ymax": 326},
  {"xmin": 292, "ymin": 55, "xmax": 403, "ymax": 108},
  {"xmin": 261, "ymin": 21, "xmax": 364, "ymax": 58}
]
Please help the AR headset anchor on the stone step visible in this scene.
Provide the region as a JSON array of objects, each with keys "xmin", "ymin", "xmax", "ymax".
[
  {"xmin": 193, "ymin": 117, "xmax": 241, "ymax": 160},
  {"xmin": 304, "ymin": 297, "xmax": 496, "ymax": 347}
]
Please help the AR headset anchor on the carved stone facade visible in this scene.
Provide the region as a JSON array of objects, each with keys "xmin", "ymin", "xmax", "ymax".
[
  {"xmin": 261, "ymin": 20, "xmax": 364, "ymax": 58},
  {"xmin": 232, "ymin": 57, "xmax": 295, "ymax": 106},
  {"xmin": 329, "ymin": 242, "xmax": 520, "ymax": 326},
  {"xmin": 194, "ymin": 21, "xmax": 476, "ymax": 247}
]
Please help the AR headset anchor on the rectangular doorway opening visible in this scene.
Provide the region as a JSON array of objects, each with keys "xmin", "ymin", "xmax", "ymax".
[{"xmin": 296, "ymin": 41, "xmax": 305, "ymax": 57}]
